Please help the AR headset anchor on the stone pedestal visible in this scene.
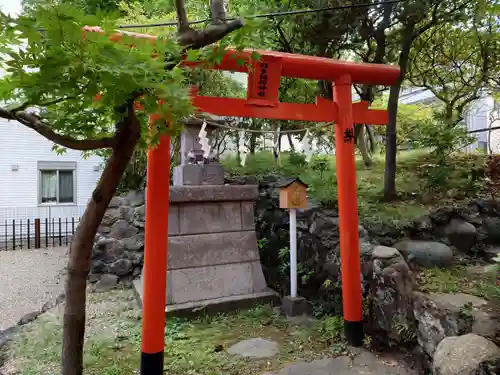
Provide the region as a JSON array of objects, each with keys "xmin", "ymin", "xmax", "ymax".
[
  {"xmin": 133, "ymin": 185, "xmax": 279, "ymax": 316},
  {"xmin": 173, "ymin": 164, "xmax": 224, "ymax": 186},
  {"xmin": 281, "ymin": 296, "xmax": 311, "ymax": 317}
]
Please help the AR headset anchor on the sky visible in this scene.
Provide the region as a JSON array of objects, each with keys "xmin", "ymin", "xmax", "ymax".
[{"xmin": 0, "ymin": 0, "xmax": 21, "ymax": 16}]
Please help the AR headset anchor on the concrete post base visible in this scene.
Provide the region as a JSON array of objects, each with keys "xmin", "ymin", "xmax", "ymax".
[{"xmin": 281, "ymin": 296, "xmax": 311, "ymax": 317}]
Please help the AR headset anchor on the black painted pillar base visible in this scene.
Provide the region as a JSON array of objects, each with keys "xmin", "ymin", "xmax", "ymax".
[
  {"xmin": 344, "ymin": 320, "xmax": 364, "ymax": 347},
  {"xmin": 141, "ymin": 351, "xmax": 163, "ymax": 375}
]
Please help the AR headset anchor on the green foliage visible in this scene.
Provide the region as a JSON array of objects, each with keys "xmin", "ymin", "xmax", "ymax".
[
  {"xmin": 310, "ymin": 156, "xmax": 330, "ymax": 179},
  {"xmin": 418, "ymin": 115, "xmax": 473, "ymax": 152},
  {"xmin": 486, "ymin": 155, "xmax": 500, "ymax": 200},
  {"xmin": 282, "ymin": 151, "xmax": 307, "ymax": 175},
  {"xmin": 372, "ymin": 99, "xmax": 436, "ymax": 148},
  {"xmin": 0, "ymin": 4, "xmax": 192, "ymax": 146}
]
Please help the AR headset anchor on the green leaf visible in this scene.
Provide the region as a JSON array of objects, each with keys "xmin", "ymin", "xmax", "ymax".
[{"xmin": 250, "ymin": 51, "xmax": 261, "ymax": 61}]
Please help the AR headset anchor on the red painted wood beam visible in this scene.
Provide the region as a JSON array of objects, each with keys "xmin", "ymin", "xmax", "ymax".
[
  {"xmin": 192, "ymin": 95, "xmax": 388, "ymax": 125},
  {"xmin": 83, "ymin": 26, "xmax": 400, "ymax": 86}
]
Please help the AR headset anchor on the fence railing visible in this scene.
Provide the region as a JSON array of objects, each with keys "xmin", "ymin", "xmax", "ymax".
[{"xmin": 0, "ymin": 217, "xmax": 80, "ymax": 250}]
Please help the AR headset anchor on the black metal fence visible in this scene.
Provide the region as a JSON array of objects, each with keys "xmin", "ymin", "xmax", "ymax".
[{"xmin": 0, "ymin": 217, "xmax": 80, "ymax": 250}]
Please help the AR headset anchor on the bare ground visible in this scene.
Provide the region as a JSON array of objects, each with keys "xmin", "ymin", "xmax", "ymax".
[{"xmin": 0, "ymin": 247, "xmax": 67, "ymax": 331}]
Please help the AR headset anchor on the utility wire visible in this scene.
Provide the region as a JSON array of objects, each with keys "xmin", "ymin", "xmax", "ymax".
[{"xmin": 118, "ymin": 0, "xmax": 405, "ymax": 29}]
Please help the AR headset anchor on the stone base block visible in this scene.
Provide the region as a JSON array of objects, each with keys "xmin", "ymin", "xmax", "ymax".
[
  {"xmin": 173, "ymin": 164, "xmax": 224, "ymax": 186},
  {"xmin": 281, "ymin": 296, "xmax": 311, "ymax": 317},
  {"xmin": 166, "ymin": 261, "xmax": 268, "ymax": 304},
  {"xmin": 133, "ymin": 279, "xmax": 279, "ymax": 318}
]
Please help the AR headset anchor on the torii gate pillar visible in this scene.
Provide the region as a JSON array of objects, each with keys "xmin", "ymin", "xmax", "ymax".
[{"xmin": 333, "ymin": 75, "xmax": 363, "ymax": 344}]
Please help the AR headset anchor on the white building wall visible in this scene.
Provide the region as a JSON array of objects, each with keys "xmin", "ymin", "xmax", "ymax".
[{"xmin": 0, "ymin": 118, "xmax": 104, "ymax": 222}]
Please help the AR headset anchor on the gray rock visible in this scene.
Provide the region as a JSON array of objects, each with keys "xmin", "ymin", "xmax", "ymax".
[
  {"xmin": 101, "ymin": 208, "xmax": 121, "ymax": 227},
  {"xmin": 108, "ymin": 259, "xmax": 134, "ymax": 276},
  {"xmin": 433, "ymin": 334, "xmax": 500, "ymax": 375},
  {"xmin": 227, "ymin": 338, "xmax": 279, "ymax": 358},
  {"xmin": 109, "ymin": 220, "xmax": 138, "ymax": 240},
  {"xmin": 264, "ymin": 349, "xmax": 416, "ymax": 375},
  {"xmin": 394, "ymin": 240, "xmax": 454, "ymax": 268},
  {"xmin": 109, "ymin": 196, "xmax": 125, "ymax": 208},
  {"xmin": 94, "ymin": 274, "xmax": 119, "ymax": 292},
  {"xmin": 95, "ymin": 237, "xmax": 114, "ymax": 247},
  {"xmin": 132, "ymin": 266, "xmax": 142, "ymax": 278},
  {"xmin": 483, "ymin": 217, "xmax": 500, "ymax": 242},
  {"xmin": 413, "ymin": 292, "xmax": 497, "ymax": 357},
  {"xmin": 358, "ymin": 225, "xmax": 369, "ymax": 239},
  {"xmin": 18, "ymin": 311, "xmax": 40, "ymax": 325},
  {"xmin": 119, "ymin": 205, "xmax": 134, "ymax": 222},
  {"xmin": 445, "ymin": 218, "xmax": 477, "ymax": 253},
  {"xmin": 372, "ymin": 245, "xmax": 401, "ymax": 260},
  {"xmin": 134, "ymin": 205, "xmax": 146, "ymax": 221},
  {"xmin": 358, "ymin": 241, "xmax": 374, "ymax": 258},
  {"xmin": 485, "ymin": 246, "xmax": 500, "ymax": 258},
  {"xmin": 309, "ymin": 212, "xmax": 340, "ymax": 250},
  {"xmin": 88, "ymin": 273, "xmax": 102, "ymax": 283},
  {"xmin": 371, "ymin": 246, "xmax": 415, "ymax": 344},
  {"xmin": 322, "ymin": 261, "xmax": 339, "ymax": 278},
  {"xmin": 414, "ymin": 215, "xmax": 434, "ymax": 231},
  {"xmin": 120, "ymin": 235, "xmax": 144, "ymax": 252},
  {"xmin": 124, "ymin": 190, "xmax": 145, "ymax": 207},
  {"xmin": 90, "ymin": 259, "xmax": 107, "ymax": 274}
]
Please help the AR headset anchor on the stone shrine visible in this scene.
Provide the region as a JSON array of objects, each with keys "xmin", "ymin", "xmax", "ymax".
[{"xmin": 134, "ymin": 118, "xmax": 278, "ymax": 315}]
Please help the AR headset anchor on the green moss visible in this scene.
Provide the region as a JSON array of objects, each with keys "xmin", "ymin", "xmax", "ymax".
[{"xmin": 417, "ymin": 265, "xmax": 498, "ymax": 300}]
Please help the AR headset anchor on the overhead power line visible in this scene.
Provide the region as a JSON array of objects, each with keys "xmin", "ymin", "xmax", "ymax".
[{"xmin": 118, "ymin": 0, "xmax": 404, "ymax": 30}]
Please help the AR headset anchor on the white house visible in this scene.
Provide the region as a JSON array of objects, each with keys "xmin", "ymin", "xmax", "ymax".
[
  {"xmin": 0, "ymin": 118, "xmax": 104, "ymax": 224},
  {"xmin": 399, "ymin": 87, "xmax": 498, "ymax": 153}
]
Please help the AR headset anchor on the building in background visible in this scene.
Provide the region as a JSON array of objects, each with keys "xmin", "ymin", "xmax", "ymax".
[
  {"xmin": 0, "ymin": 117, "xmax": 104, "ymax": 224},
  {"xmin": 399, "ymin": 87, "xmax": 497, "ymax": 153}
]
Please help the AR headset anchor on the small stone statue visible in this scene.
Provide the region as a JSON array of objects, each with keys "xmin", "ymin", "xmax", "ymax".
[{"xmin": 186, "ymin": 149, "xmax": 219, "ymax": 165}]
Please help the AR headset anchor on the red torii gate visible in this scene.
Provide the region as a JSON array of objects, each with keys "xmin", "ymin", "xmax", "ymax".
[{"xmin": 84, "ymin": 27, "xmax": 400, "ymax": 375}]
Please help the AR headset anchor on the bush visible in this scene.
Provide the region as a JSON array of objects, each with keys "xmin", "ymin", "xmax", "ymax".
[
  {"xmin": 310, "ymin": 156, "xmax": 330, "ymax": 179},
  {"xmin": 486, "ymin": 155, "xmax": 500, "ymax": 200}
]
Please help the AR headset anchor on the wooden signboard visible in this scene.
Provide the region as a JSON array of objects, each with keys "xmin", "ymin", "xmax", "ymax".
[
  {"xmin": 277, "ymin": 178, "xmax": 308, "ymax": 209},
  {"xmin": 247, "ymin": 55, "xmax": 282, "ymax": 107}
]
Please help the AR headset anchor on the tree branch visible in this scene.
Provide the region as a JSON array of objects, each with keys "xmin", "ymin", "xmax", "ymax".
[
  {"xmin": 176, "ymin": 0, "xmax": 244, "ymax": 49},
  {"xmin": 211, "ymin": 0, "xmax": 227, "ymax": 24},
  {"xmin": 174, "ymin": 0, "xmax": 190, "ymax": 33},
  {"xmin": 178, "ymin": 19, "xmax": 244, "ymax": 49},
  {"xmin": 0, "ymin": 107, "xmax": 116, "ymax": 150}
]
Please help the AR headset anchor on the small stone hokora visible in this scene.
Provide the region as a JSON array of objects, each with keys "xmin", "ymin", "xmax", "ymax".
[{"xmin": 186, "ymin": 149, "xmax": 219, "ymax": 165}]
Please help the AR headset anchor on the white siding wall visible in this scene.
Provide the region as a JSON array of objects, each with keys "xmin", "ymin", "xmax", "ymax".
[{"xmin": 0, "ymin": 118, "xmax": 104, "ymax": 222}]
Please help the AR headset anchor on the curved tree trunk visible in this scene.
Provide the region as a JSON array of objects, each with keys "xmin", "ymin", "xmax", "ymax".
[
  {"xmin": 383, "ymin": 24, "xmax": 415, "ymax": 200},
  {"xmin": 287, "ymin": 132, "xmax": 295, "ymax": 152},
  {"xmin": 357, "ymin": 125, "xmax": 373, "ymax": 167},
  {"xmin": 61, "ymin": 107, "xmax": 141, "ymax": 375}
]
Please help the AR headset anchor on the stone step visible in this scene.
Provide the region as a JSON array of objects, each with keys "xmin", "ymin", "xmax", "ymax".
[{"xmin": 133, "ymin": 279, "xmax": 279, "ymax": 317}]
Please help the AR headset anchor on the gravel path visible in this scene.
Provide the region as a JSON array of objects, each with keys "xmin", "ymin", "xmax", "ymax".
[{"xmin": 0, "ymin": 247, "xmax": 68, "ymax": 331}]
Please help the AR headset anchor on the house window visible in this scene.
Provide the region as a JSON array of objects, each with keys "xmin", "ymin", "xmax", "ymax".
[{"xmin": 38, "ymin": 161, "xmax": 76, "ymax": 204}]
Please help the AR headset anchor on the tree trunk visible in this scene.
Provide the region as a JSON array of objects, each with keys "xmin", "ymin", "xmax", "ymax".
[
  {"xmin": 249, "ymin": 120, "xmax": 258, "ymax": 154},
  {"xmin": 357, "ymin": 125, "xmax": 373, "ymax": 167},
  {"xmin": 287, "ymin": 132, "xmax": 295, "ymax": 152},
  {"xmin": 383, "ymin": 26, "xmax": 415, "ymax": 200},
  {"xmin": 61, "ymin": 108, "xmax": 141, "ymax": 375}
]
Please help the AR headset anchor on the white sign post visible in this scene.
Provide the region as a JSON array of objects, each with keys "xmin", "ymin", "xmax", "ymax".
[{"xmin": 289, "ymin": 208, "xmax": 297, "ymax": 298}]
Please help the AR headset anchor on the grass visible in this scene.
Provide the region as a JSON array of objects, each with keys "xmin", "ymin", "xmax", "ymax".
[
  {"xmin": 416, "ymin": 264, "xmax": 499, "ymax": 300},
  {"xmin": 222, "ymin": 149, "xmax": 487, "ymax": 224},
  {"xmin": 8, "ymin": 289, "xmax": 348, "ymax": 375}
]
